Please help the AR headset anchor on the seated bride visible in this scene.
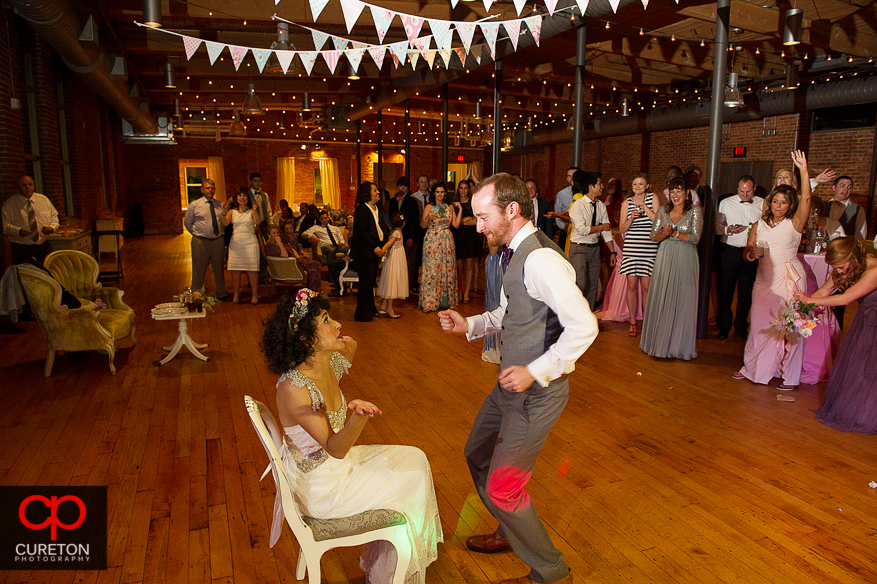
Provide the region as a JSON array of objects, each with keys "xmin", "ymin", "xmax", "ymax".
[{"xmin": 261, "ymin": 289, "xmax": 442, "ymax": 584}]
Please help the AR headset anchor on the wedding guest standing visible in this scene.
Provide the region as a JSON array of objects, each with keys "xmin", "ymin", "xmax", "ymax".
[
  {"xmin": 419, "ymin": 184, "xmax": 461, "ymax": 312},
  {"xmin": 639, "ymin": 177, "xmax": 703, "ymax": 360},
  {"xmin": 795, "ymin": 238, "xmax": 877, "ymax": 433},
  {"xmin": 553, "ymin": 166, "xmax": 578, "ymax": 249},
  {"xmin": 2, "ymin": 175, "xmax": 59, "ymax": 265},
  {"xmin": 568, "ymin": 171, "xmax": 616, "ymax": 311},
  {"xmin": 734, "ymin": 151, "xmax": 812, "ymax": 390},
  {"xmin": 225, "ymin": 188, "xmax": 261, "ymax": 304},
  {"xmin": 390, "ymin": 176, "xmax": 420, "ymax": 291},
  {"xmin": 350, "ymin": 182, "xmax": 386, "ymax": 322},
  {"xmin": 618, "ymin": 173, "xmax": 660, "ymax": 337},
  {"xmin": 453, "ymin": 179, "xmax": 481, "ymax": 304},
  {"xmin": 248, "ymin": 172, "xmax": 272, "ymax": 238},
  {"xmin": 184, "ymin": 179, "xmax": 229, "ymax": 300}
]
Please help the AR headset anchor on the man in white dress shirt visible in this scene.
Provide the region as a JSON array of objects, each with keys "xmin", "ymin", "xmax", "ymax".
[
  {"xmin": 2, "ymin": 175, "xmax": 59, "ymax": 266},
  {"xmin": 822, "ymin": 176, "xmax": 867, "ymax": 242},
  {"xmin": 439, "ymin": 173, "xmax": 596, "ymax": 584},
  {"xmin": 248, "ymin": 173, "xmax": 272, "ymax": 238},
  {"xmin": 184, "ymin": 179, "xmax": 229, "ymax": 300},
  {"xmin": 550, "ymin": 166, "xmax": 578, "ymax": 249},
  {"xmin": 716, "ymin": 175, "xmax": 764, "ymax": 340},
  {"xmin": 303, "ymin": 210, "xmax": 348, "ymax": 264},
  {"xmin": 568, "ymin": 171, "xmax": 616, "ymax": 311}
]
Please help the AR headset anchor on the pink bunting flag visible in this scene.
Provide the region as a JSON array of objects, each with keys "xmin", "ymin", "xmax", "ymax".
[
  {"xmin": 456, "ymin": 22, "xmax": 476, "ymax": 53},
  {"xmin": 228, "ymin": 45, "xmax": 248, "ymax": 70},
  {"xmin": 183, "ymin": 36, "xmax": 202, "ymax": 61},
  {"xmin": 322, "ymin": 50, "xmax": 341, "ymax": 74},
  {"xmin": 480, "ymin": 22, "xmax": 499, "ymax": 58},
  {"xmin": 275, "ymin": 50, "xmax": 295, "ymax": 74},
  {"xmin": 401, "ymin": 15, "xmax": 424, "ymax": 42},
  {"xmin": 503, "ymin": 19, "xmax": 521, "ymax": 51},
  {"xmin": 299, "ymin": 51, "xmax": 319, "ymax": 75},
  {"xmin": 311, "ymin": 29, "xmax": 329, "ymax": 51},
  {"xmin": 454, "ymin": 47, "xmax": 467, "ymax": 66},
  {"xmin": 309, "ymin": 0, "xmax": 330, "ymax": 21},
  {"xmin": 524, "ymin": 16, "xmax": 542, "ymax": 47},
  {"xmin": 412, "ymin": 36, "xmax": 432, "ymax": 60},
  {"xmin": 205, "ymin": 40, "xmax": 224, "ymax": 65},
  {"xmin": 345, "ymin": 47, "xmax": 366, "ymax": 73},
  {"xmin": 332, "ymin": 36, "xmax": 349, "ymax": 51},
  {"xmin": 545, "ymin": 0, "xmax": 558, "ymax": 16},
  {"xmin": 367, "ymin": 45, "xmax": 386, "ymax": 69},
  {"xmin": 370, "ymin": 6, "xmax": 394, "ymax": 43},
  {"xmin": 439, "ymin": 49, "xmax": 452, "ymax": 68},
  {"xmin": 340, "ymin": 0, "xmax": 365, "ymax": 32}
]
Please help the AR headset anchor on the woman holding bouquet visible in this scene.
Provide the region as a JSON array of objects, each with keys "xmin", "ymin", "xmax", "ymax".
[
  {"xmin": 794, "ymin": 238, "xmax": 877, "ymax": 433},
  {"xmin": 733, "ymin": 151, "xmax": 812, "ymax": 390}
]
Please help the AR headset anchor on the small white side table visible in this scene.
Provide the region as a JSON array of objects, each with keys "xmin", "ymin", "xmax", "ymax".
[{"xmin": 152, "ymin": 311, "xmax": 209, "ymax": 365}]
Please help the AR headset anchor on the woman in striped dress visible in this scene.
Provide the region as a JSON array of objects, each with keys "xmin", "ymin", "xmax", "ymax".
[{"xmin": 618, "ymin": 173, "xmax": 662, "ymax": 336}]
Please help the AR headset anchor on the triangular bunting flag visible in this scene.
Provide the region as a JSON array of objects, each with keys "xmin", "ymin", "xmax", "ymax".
[
  {"xmin": 367, "ymin": 45, "xmax": 386, "ymax": 69},
  {"xmin": 205, "ymin": 40, "xmax": 224, "ymax": 65},
  {"xmin": 413, "ymin": 36, "xmax": 432, "ymax": 60},
  {"xmin": 309, "ymin": 0, "xmax": 330, "ymax": 21},
  {"xmin": 425, "ymin": 50, "xmax": 437, "ymax": 68},
  {"xmin": 480, "ymin": 22, "xmax": 499, "ymax": 58},
  {"xmin": 312, "ymin": 29, "xmax": 329, "ymax": 51},
  {"xmin": 228, "ymin": 45, "xmax": 248, "ymax": 70},
  {"xmin": 512, "ymin": 0, "xmax": 526, "ymax": 16},
  {"xmin": 183, "ymin": 36, "xmax": 202, "ymax": 61},
  {"xmin": 429, "ymin": 19, "xmax": 453, "ymax": 52},
  {"xmin": 350, "ymin": 41, "xmax": 369, "ymax": 50},
  {"xmin": 340, "ymin": 0, "xmax": 365, "ymax": 32},
  {"xmin": 322, "ymin": 50, "xmax": 341, "ymax": 74},
  {"xmin": 575, "ymin": 0, "xmax": 589, "ymax": 14},
  {"xmin": 454, "ymin": 47, "xmax": 467, "ymax": 66},
  {"xmin": 503, "ymin": 19, "xmax": 521, "ymax": 51},
  {"xmin": 332, "ymin": 36, "xmax": 349, "ymax": 51},
  {"xmin": 400, "ymin": 15, "xmax": 424, "ymax": 42},
  {"xmin": 545, "ymin": 0, "xmax": 558, "ymax": 16},
  {"xmin": 251, "ymin": 49, "xmax": 272, "ymax": 73},
  {"xmin": 370, "ymin": 6, "xmax": 394, "ymax": 43},
  {"xmin": 524, "ymin": 16, "xmax": 542, "ymax": 47},
  {"xmin": 608, "ymin": 0, "xmax": 621, "ymax": 12},
  {"xmin": 451, "ymin": 0, "xmax": 459, "ymax": 6},
  {"xmin": 482, "ymin": 0, "xmax": 493, "ymax": 12},
  {"xmin": 456, "ymin": 22, "xmax": 476, "ymax": 53},
  {"xmin": 641, "ymin": 0, "xmax": 649, "ymax": 7},
  {"xmin": 275, "ymin": 50, "xmax": 295, "ymax": 73},
  {"xmin": 345, "ymin": 47, "xmax": 366, "ymax": 73},
  {"xmin": 439, "ymin": 48, "xmax": 452, "ymax": 68},
  {"xmin": 408, "ymin": 51, "xmax": 420, "ymax": 69},
  {"xmin": 390, "ymin": 41, "xmax": 408, "ymax": 67},
  {"xmin": 299, "ymin": 51, "xmax": 319, "ymax": 75}
]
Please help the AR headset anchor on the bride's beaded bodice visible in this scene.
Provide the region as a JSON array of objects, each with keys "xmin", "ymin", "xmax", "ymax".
[{"xmin": 277, "ymin": 352, "xmax": 352, "ymax": 472}]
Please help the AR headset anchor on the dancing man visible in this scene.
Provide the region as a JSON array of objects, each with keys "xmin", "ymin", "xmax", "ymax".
[{"xmin": 439, "ymin": 173, "xmax": 598, "ymax": 584}]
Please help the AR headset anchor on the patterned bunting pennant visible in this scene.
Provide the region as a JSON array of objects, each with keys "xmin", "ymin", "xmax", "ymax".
[
  {"xmin": 524, "ymin": 15, "xmax": 542, "ymax": 46},
  {"xmin": 322, "ymin": 49, "xmax": 341, "ymax": 74},
  {"xmin": 275, "ymin": 50, "xmax": 295, "ymax": 73},
  {"xmin": 575, "ymin": 0, "xmax": 589, "ymax": 14},
  {"xmin": 309, "ymin": 0, "xmax": 330, "ymax": 21},
  {"xmin": 412, "ymin": 36, "xmax": 432, "ymax": 60},
  {"xmin": 408, "ymin": 51, "xmax": 420, "ymax": 69},
  {"xmin": 183, "ymin": 37, "xmax": 202, "ymax": 61},
  {"xmin": 340, "ymin": 0, "xmax": 365, "ymax": 32},
  {"xmin": 299, "ymin": 51, "xmax": 319, "ymax": 75},
  {"xmin": 480, "ymin": 22, "xmax": 499, "ymax": 58},
  {"xmin": 512, "ymin": 0, "xmax": 527, "ymax": 16},
  {"xmin": 350, "ymin": 40, "xmax": 369, "ymax": 50},
  {"xmin": 400, "ymin": 15, "xmax": 424, "ymax": 42},
  {"xmin": 503, "ymin": 19, "xmax": 521, "ymax": 51},
  {"xmin": 332, "ymin": 36, "xmax": 350, "ymax": 51},
  {"xmin": 439, "ymin": 48, "xmax": 452, "ymax": 68},
  {"xmin": 456, "ymin": 22, "xmax": 476, "ymax": 53},
  {"xmin": 345, "ymin": 47, "xmax": 366, "ymax": 72},
  {"xmin": 367, "ymin": 45, "xmax": 386, "ymax": 69},
  {"xmin": 641, "ymin": 0, "xmax": 649, "ymax": 7},
  {"xmin": 454, "ymin": 47, "xmax": 467, "ymax": 66},
  {"xmin": 545, "ymin": 0, "xmax": 558, "ymax": 16},
  {"xmin": 482, "ymin": 0, "xmax": 493, "ymax": 12},
  {"xmin": 205, "ymin": 40, "xmax": 224, "ymax": 65},
  {"xmin": 390, "ymin": 41, "xmax": 408, "ymax": 67},
  {"xmin": 311, "ymin": 29, "xmax": 329, "ymax": 51},
  {"xmin": 251, "ymin": 49, "xmax": 272, "ymax": 73},
  {"xmin": 228, "ymin": 45, "xmax": 248, "ymax": 70},
  {"xmin": 370, "ymin": 6, "xmax": 394, "ymax": 43},
  {"xmin": 429, "ymin": 19, "xmax": 453, "ymax": 52},
  {"xmin": 425, "ymin": 50, "xmax": 437, "ymax": 68}
]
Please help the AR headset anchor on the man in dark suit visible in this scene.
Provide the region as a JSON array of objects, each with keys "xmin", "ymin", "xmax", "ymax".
[
  {"xmin": 350, "ymin": 182, "xmax": 387, "ymax": 322},
  {"xmin": 389, "ymin": 176, "xmax": 421, "ymax": 291},
  {"xmin": 525, "ymin": 179, "xmax": 552, "ymax": 239}
]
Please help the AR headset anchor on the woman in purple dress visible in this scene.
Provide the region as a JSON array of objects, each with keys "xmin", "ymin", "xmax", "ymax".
[{"xmin": 794, "ymin": 237, "xmax": 877, "ymax": 434}]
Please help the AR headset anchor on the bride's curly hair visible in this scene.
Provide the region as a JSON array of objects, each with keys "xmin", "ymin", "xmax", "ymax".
[
  {"xmin": 826, "ymin": 237, "xmax": 869, "ymax": 292},
  {"xmin": 261, "ymin": 293, "xmax": 331, "ymax": 374}
]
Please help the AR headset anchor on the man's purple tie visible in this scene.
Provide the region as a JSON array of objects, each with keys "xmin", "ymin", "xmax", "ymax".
[{"xmin": 501, "ymin": 246, "xmax": 514, "ymax": 272}]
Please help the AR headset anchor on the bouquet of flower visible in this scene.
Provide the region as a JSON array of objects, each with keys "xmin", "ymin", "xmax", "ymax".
[
  {"xmin": 770, "ymin": 298, "xmax": 822, "ymax": 338},
  {"xmin": 177, "ymin": 288, "xmax": 219, "ymax": 312}
]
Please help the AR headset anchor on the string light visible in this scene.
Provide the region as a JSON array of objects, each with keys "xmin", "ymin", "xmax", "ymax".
[
  {"xmin": 671, "ymin": 34, "xmax": 676, "ymax": 41},
  {"xmin": 700, "ymin": 39, "xmax": 705, "ymax": 47},
  {"xmin": 605, "ymin": 21, "xmax": 610, "ymax": 29},
  {"xmin": 639, "ymin": 28, "xmax": 644, "ymax": 35}
]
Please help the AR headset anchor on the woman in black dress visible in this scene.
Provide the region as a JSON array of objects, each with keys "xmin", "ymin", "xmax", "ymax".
[{"xmin": 452, "ymin": 179, "xmax": 482, "ymax": 304}]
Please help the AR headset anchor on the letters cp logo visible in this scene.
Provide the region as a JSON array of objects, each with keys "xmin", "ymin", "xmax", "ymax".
[{"xmin": 19, "ymin": 495, "xmax": 86, "ymax": 541}]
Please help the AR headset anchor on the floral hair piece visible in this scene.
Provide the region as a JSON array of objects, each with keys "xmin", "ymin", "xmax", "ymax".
[{"xmin": 289, "ymin": 288, "xmax": 318, "ymax": 332}]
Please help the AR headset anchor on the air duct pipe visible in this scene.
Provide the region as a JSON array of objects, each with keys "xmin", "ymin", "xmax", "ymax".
[{"xmin": 11, "ymin": 0, "xmax": 156, "ymax": 133}]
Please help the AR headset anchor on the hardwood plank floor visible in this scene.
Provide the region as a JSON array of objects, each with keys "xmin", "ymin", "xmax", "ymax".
[{"xmin": 1, "ymin": 233, "xmax": 875, "ymax": 584}]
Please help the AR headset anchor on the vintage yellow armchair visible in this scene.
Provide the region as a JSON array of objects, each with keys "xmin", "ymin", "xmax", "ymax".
[{"xmin": 17, "ymin": 264, "xmax": 135, "ymax": 376}]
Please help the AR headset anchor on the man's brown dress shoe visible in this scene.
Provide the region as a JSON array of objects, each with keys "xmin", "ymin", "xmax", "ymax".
[{"xmin": 465, "ymin": 532, "xmax": 512, "ymax": 553}]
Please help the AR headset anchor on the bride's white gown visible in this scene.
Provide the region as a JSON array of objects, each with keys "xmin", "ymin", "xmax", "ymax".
[{"xmin": 269, "ymin": 353, "xmax": 442, "ymax": 584}]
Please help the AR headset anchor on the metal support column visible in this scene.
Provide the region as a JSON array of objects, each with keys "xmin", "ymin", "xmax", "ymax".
[
  {"xmin": 572, "ymin": 25, "xmax": 586, "ymax": 167},
  {"xmin": 404, "ymin": 100, "xmax": 411, "ymax": 180},
  {"xmin": 356, "ymin": 120, "xmax": 362, "ymax": 186},
  {"xmin": 377, "ymin": 110, "xmax": 383, "ymax": 190},
  {"xmin": 697, "ymin": 0, "xmax": 730, "ymax": 339},
  {"xmin": 442, "ymin": 83, "xmax": 449, "ymax": 184},
  {"xmin": 492, "ymin": 60, "xmax": 503, "ymax": 175}
]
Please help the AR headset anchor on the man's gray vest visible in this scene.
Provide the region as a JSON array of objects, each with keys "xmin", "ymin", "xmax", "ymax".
[
  {"xmin": 499, "ymin": 230, "xmax": 570, "ymax": 370},
  {"xmin": 822, "ymin": 200, "xmax": 860, "ymax": 239}
]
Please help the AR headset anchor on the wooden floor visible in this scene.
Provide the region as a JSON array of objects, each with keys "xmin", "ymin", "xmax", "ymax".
[{"xmin": 1, "ymin": 234, "xmax": 876, "ymax": 584}]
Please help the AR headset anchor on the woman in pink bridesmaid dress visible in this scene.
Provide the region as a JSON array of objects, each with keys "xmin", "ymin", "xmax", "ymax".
[{"xmin": 734, "ymin": 151, "xmax": 812, "ymax": 390}]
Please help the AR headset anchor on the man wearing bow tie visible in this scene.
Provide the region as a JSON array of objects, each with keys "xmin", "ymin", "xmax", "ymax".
[
  {"xmin": 716, "ymin": 175, "xmax": 763, "ymax": 340},
  {"xmin": 438, "ymin": 173, "xmax": 596, "ymax": 584}
]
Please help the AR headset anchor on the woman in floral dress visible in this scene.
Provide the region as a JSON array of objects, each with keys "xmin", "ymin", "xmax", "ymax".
[{"xmin": 419, "ymin": 184, "xmax": 461, "ymax": 312}]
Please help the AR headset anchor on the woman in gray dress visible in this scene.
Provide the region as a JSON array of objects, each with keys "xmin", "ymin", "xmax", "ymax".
[{"xmin": 640, "ymin": 176, "xmax": 703, "ymax": 360}]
